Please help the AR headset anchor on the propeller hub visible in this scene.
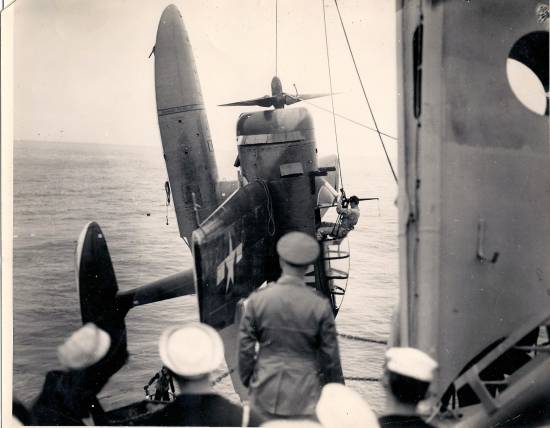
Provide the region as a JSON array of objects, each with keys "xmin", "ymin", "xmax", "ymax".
[{"xmin": 219, "ymin": 77, "xmax": 332, "ymax": 109}]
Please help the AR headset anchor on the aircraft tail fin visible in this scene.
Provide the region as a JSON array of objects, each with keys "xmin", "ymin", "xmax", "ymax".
[{"xmin": 191, "ymin": 181, "xmax": 277, "ymax": 330}]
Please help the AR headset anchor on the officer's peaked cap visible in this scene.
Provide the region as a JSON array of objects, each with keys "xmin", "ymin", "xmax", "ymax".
[
  {"xmin": 277, "ymin": 231, "xmax": 320, "ymax": 266},
  {"xmin": 159, "ymin": 323, "xmax": 224, "ymax": 378}
]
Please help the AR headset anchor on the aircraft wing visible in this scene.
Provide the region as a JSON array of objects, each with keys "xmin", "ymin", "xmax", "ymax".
[{"xmin": 219, "ymin": 96, "xmax": 276, "ymax": 108}]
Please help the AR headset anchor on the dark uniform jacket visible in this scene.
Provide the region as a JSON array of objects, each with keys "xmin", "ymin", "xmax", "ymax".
[
  {"xmin": 130, "ymin": 393, "xmax": 262, "ymax": 427},
  {"xmin": 238, "ymin": 274, "xmax": 344, "ymax": 417},
  {"xmin": 378, "ymin": 414, "xmax": 436, "ymax": 427}
]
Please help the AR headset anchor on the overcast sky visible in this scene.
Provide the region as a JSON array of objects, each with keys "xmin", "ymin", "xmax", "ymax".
[{"xmin": 12, "ymin": 0, "xmax": 398, "ymax": 175}]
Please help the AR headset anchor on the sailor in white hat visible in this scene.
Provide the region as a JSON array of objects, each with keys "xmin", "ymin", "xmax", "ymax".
[
  {"xmin": 238, "ymin": 231, "xmax": 344, "ymax": 421},
  {"xmin": 30, "ymin": 322, "xmax": 128, "ymax": 425},
  {"xmin": 136, "ymin": 322, "xmax": 263, "ymax": 427},
  {"xmin": 57, "ymin": 322, "xmax": 111, "ymax": 369},
  {"xmin": 316, "ymin": 383, "xmax": 379, "ymax": 428},
  {"xmin": 378, "ymin": 347, "xmax": 438, "ymax": 428}
]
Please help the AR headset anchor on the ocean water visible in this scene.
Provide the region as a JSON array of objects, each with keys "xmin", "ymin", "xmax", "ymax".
[{"xmin": 12, "ymin": 140, "xmax": 398, "ymax": 414}]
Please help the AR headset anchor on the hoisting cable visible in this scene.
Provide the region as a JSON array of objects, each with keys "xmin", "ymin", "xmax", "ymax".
[
  {"xmin": 333, "ymin": 0, "xmax": 398, "ymax": 184},
  {"xmin": 321, "ymin": 0, "xmax": 345, "ymax": 190},
  {"xmin": 275, "ymin": 0, "xmax": 278, "ymax": 76}
]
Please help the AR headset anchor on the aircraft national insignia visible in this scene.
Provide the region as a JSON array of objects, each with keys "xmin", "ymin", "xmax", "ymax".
[{"xmin": 216, "ymin": 234, "xmax": 243, "ymax": 293}]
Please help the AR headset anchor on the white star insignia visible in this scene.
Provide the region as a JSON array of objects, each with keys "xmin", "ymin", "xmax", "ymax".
[{"xmin": 216, "ymin": 233, "xmax": 243, "ymax": 293}]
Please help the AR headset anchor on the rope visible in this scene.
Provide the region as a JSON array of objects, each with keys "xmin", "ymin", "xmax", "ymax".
[
  {"xmin": 337, "ymin": 332, "xmax": 388, "ymax": 345},
  {"xmin": 344, "ymin": 376, "xmax": 381, "ymax": 382},
  {"xmin": 212, "ymin": 368, "xmax": 234, "ymax": 385},
  {"xmin": 321, "ymin": 0, "xmax": 345, "ymax": 190},
  {"xmin": 259, "ymin": 180, "xmax": 276, "ymax": 236},
  {"xmin": 333, "ymin": 0, "xmax": 398, "ymax": 184}
]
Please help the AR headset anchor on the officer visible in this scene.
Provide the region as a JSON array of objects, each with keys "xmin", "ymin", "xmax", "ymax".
[
  {"xmin": 136, "ymin": 322, "xmax": 263, "ymax": 427},
  {"xmin": 144, "ymin": 366, "xmax": 175, "ymax": 401},
  {"xmin": 317, "ymin": 195, "xmax": 360, "ymax": 240},
  {"xmin": 378, "ymin": 347, "xmax": 438, "ymax": 428},
  {"xmin": 238, "ymin": 231, "xmax": 344, "ymax": 421}
]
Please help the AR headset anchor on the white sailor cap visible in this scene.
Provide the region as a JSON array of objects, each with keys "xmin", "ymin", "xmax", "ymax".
[
  {"xmin": 277, "ymin": 231, "xmax": 320, "ymax": 266},
  {"xmin": 57, "ymin": 323, "xmax": 111, "ymax": 369},
  {"xmin": 385, "ymin": 347, "xmax": 438, "ymax": 382},
  {"xmin": 159, "ymin": 323, "xmax": 224, "ymax": 378},
  {"xmin": 316, "ymin": 383, "xmax": 380, "ymax": 428}
]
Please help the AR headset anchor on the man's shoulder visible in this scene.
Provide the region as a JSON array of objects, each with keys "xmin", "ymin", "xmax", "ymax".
[
  {"xmin": 201, "ymin": 394, "xmax": 243, "ymax": 421},
  {"xmin": 174, "ymin": 394, "xmax": 241, "ymax": 413},
  {"xmin": 247, "ymin": 282, "xmax": 276, "ymax": 301},
  {"xmin": 257, "ymin": 279, "xmax": 326, "ymax": 298},
  {"xmin": 247, "ymin": 278, "xmax": 331, "ymax": 313}
]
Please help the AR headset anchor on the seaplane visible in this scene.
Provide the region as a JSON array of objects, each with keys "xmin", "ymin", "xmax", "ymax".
[{"xmin": 76, "ymin": 4, "xmax": 365, "ymax": 421}]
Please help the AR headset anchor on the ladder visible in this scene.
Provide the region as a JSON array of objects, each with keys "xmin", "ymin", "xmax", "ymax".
[{"xmin": 321, "ymin": 237, "xmax": 350, "ymax": 314}]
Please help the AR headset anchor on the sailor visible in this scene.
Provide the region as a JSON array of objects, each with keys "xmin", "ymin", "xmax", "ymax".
[
  {"xmin": 316, "ymin": 383, "xmax": 380, "ymax": 428},
  {"xmin": 13, "ymin": 398, "xmax": 31, "ymax": 426},
  {"xmin": 144, "ymin": 365, "xmax": 175, "ymax": 401},
  {"xmin": 378, "ymin": 347, "xmax": 438, "ymax": 428},
  {"xmin": 238, "ymin": 231, "xmax": 344, "ymax": 421},
  {"xmin": 135, "ymin": 322, "xmax": 264, "ymax": 427},
  {"xmin": 317, "ymin": 195, "xmax": 360, "ymax": 240},
  {"xmin": 30, "ymin": 322, "xmax": 128, "ymax": 425}
]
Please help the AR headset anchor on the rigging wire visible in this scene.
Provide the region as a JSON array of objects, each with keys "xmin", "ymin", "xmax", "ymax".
[
  {"xmin": 333, "ymin": 0, "xmax": 398, "ymax": 183},
  {"xmin": 321, "ymin": 0, "xmax": 345, "ymax": 190},
  {"xmin": 300, "ymin": 98, "xmax": 397, "ymax": 140}
]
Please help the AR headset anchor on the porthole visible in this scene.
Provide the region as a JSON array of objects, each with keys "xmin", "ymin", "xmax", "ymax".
[{"xmin": 506, "ymin": 31, "xmax": 549, "ymax": 116}]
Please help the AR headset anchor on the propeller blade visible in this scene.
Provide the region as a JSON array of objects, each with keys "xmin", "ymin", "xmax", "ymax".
[
  {"xmin": 295, "ymin": 92, "xmax": 336, "ymax": 101},
  {"xmin": 284, "ymin": 92, "xmax": 338, "ymax": 106},
  {"xmin": 219, "ymin": 96, "xmax": 276, "ymax": 108}
]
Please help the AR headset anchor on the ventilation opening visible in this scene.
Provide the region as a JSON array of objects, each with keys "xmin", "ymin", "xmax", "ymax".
[
  {"xmin": 506, "ymin": 31, "xmax": 549, "ymax": 116},
  {"xmin": 413, "ymin": 24, "xmax": 423, "ymax": 119}
]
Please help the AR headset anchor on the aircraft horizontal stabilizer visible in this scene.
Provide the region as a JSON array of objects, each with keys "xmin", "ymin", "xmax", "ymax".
[{"xmin": 116, "ymin": 269, "xmax": 195, "ymax": 311}]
